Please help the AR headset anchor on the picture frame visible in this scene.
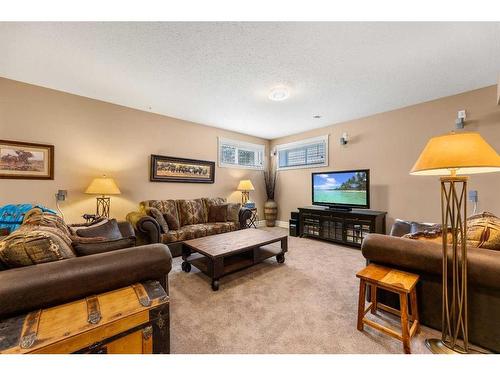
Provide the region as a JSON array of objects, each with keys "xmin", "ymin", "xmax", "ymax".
[
  {"xmin": 150, "ymin": 154, "xmax": 215, "ymax": 183},
  {"xmin": 0, "ymin": 140, "xmax": 54, "ymax": 180}
]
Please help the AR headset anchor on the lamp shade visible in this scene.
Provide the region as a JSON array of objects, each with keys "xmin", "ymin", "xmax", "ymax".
[
  {"xmin": 85, "ymin": 175, "xmax": 121, "ymax": 195},
  {"xmin": 237, "ymin": 179, "xmax": 255, "ymax": 191},
  {"xmin": 410, "ymin": 132, "xmax": 500, "ymax": 176}
]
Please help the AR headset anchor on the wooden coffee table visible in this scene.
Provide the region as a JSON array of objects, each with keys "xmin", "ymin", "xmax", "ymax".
[{"xmin": 181, "ymin": 228, "xmax": 288, "ymax": 291}]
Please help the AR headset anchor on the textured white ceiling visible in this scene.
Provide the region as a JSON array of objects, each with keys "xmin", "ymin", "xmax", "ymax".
[{"xmin": 1, "ymin": 22, "xmax": 499, "ymax": 139}]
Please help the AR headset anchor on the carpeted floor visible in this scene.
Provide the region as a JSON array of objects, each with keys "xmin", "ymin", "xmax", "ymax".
[{"xmin": 169, "ymin": 227, "xmax": 440, "ymax": 354}]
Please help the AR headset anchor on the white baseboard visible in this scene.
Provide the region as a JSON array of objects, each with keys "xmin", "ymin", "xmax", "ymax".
[{"xmin": 256, "ymin": 220, "xmax": 288, "ymax": 229}]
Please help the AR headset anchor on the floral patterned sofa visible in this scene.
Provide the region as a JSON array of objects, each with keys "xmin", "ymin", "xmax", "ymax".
[{"xmin": 127, "ymin": 198, "xmax": 252, "ymax": 257}]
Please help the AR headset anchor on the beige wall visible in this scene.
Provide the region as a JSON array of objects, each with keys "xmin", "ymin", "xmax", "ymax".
[
  {"xmin": 270, "ymin": 86, "xmax": 500, "ymax": 231},
  {"xmin": 0, "ymin": 78, "xmax": 268, "ymax": 223}
]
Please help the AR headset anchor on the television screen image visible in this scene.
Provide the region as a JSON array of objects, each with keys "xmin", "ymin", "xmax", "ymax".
[{"xmin": 312, "ymin": 170, "xmax": 369, "ymax": 208}]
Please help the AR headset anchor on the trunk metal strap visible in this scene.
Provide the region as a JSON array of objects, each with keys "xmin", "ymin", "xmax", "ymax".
[
  {"xmin": 19, "ymin": 310, "xmax": 41, "ymax": 349},
  {"xmin": 132, "ymin": 283, "xmax": 151, "ymax": 307},
  {"xmin": 86, "ymin": 295, "xmax": 102, "ymax": 325}
]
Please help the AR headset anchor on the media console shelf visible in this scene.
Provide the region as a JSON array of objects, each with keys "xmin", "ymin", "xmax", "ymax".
[{"xmin": 298, "ymin": 206, "xmax": 386, "ymax": 248}]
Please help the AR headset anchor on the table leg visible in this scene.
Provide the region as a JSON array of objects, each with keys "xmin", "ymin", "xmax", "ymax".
[
  {"xmin": 370, "ymin": 285, "xmax": 377, "ymax": 314},
  {"xmin": 399, "ymin": 292, "xmax": 411, "ymax": 354},
  {"xmin": 410, "ymin": 288, "xmax": 420, "ymax": 334},
  {"xmin": 210, "ymin": 257, "xmax": 224, "ymax": 291},
  {"xmin": 357, "ymin": 279, "xmax": 366, "ymax": 331}
]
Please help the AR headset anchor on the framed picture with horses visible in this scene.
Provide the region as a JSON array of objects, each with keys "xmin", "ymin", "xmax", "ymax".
[
  {"xmin": 0, "ymin": 140, "xmax": 54, "ymax": 180},
  {"xmin": 150, "ymin": 154, "xmax": 215, "ymax": 183}
]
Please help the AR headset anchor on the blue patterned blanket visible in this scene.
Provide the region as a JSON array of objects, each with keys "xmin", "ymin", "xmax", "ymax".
[{"xmin": 0, "ymin": 204, "xmax": 57, "ymax": 233}]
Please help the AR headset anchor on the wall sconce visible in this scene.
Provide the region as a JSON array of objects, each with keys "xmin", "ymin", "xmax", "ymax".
[
  {"xmin": 55, "ymin": 190, "xmax": 67, "ymax": 220},
  {"xmin": 455, "ymin": 110, "xmax": 466, "ymax": 129},
  {"xmin": 340, "ymin": 132, "xmax": 349, "ymax": 145}
]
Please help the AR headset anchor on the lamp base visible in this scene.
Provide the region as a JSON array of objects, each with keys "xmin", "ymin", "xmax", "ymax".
[
  {"xmin": 96, "ymin": 196, "xmax": 110, "ymax": 218},
  {"xmin": 425, "ymin": 339, "xmax": 468, "ymax": 354}
]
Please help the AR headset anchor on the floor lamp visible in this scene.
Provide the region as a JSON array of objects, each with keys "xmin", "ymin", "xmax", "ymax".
[{"xmin": 410, "ymin": 132, "xmax": 500, "ymax": 354}]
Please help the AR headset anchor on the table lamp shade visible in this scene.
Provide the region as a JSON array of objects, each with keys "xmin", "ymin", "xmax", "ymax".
[
  {"xmin": 85, "ymin": 176, "xmax": 121, "ymax": 195},
  {"xmin": 237, "ymin": 180, "xmax": 255, "ymax": 191},
  {"xmin": 410, "ymin": 132, "xmax": 500, "ymax": 176}
]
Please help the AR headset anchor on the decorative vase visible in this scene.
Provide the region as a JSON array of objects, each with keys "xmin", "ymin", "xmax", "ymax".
[{"xmin": 264, "ymin": 199, "xmax": 278, "ymax": 227}]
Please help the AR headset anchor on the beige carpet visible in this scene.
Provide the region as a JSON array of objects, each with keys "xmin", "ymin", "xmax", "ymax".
[{"xmin": 169, "ymin": 227, "xmax": 440, "ymax": 354}]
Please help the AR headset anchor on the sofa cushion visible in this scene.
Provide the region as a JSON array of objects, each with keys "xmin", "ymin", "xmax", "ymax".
[
  {"xmin": 76, "ymin": 219, "xmax": 123, "ymax": 240},
  {"xmin": 147, "ymin": 200, "xmax": 180, "ymax": 230},
  {"xmin": 227, "ymin": 203, "xmax": 241, "ymax": 223},
  {"xmin": 146, "ymin": 207, "xmax": 169, "ymax": 233},
  {"xmin": 466, "ymin": 212, "xmax": 500, "ymax": 250},
  {"xmin": 161, "ymin": 222, "xmax": 239, "ymax": 243},
  {"xmin": 177, "ymin": 199, "xmax": 206, "ymax": 226},
  {"xmin": 0, "ymin": 227, "xmax": 76, "ymax": 268},
  {"xmin": 208, "ymin": 204, "xmax": 228, "ymax": 223}
]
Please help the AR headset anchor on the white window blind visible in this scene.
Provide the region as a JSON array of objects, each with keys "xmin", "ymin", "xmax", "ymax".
[
  {"xmin": 276, "ymin": 135, "xmax": 329, "ymax": 170},
  {"xmin": 218, "ymin": 138, "xmax": 264, "ymax": 170}
]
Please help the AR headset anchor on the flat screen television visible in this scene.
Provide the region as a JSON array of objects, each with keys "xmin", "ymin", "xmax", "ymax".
[{"xmin": 311, "ymin": 169, "xmax": 370, "ymax": 210}]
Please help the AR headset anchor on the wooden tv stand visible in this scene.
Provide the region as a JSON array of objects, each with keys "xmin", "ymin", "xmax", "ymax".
[{"xmin": 298, "ymin": 206, "xmax": 386, "ymax": 248}]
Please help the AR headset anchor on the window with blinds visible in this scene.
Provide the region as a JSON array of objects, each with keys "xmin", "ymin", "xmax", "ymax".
[
  {"xmin": 276, "ymin": 135, "xmax": 329, "ymax": 170},
  {"xmin": 218, "ymin": 138, "xmax": 264, "ymax": 170}
]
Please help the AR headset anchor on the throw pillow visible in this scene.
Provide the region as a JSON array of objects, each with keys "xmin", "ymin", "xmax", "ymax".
[
  {"xmin": 202, "ymin": 197, "xmax": 227, "ymax": 221},
  {"xmin": 147, "ymin": 200, "xmax": 180, "ymax": 230},
  {"xmin": 410, "ymin": 222, "xmax": 441, "ymax": 234},
  {"xmin": 208, "ymin": 204, "xmax": 228, "ymax": 222},
  {"xmin": 76, "ymin": 219, "xmax": 122, "ymax": 240},
  {"xmin": 22, "ymin": 211, "xmax": 72, "ymax": 238},
  {"xmin": 69, "ymin": 218, "xmax": 109, "ymax": 235},
  {"xmin": 227, "ymin": 203, "xmax": 241, "ymax": 223},
  {"xmin": 389, "ymin": 219, "xmax": 412, "ymax": 237},
  {"xmin": 72, "ymin": 237, "xmax": 136, "ymax": 256},
  {"xmin": 0, "ymin": 228, "xmax": 76, "ymax": 268},
  {"xmin": 466, "ymin": 212, "xmax": 500, "ymax": 250},
  {"xmin": 146, "ymin": 207, "xmax": 169, "ymax": 233}
]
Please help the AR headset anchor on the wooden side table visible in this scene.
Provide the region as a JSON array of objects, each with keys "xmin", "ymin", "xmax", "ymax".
[{"xmin": 356, "ymin": 263, "xmax": 420, "ymax": 354}]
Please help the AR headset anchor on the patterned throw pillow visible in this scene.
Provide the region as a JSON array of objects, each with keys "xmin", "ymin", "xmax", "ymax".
[
  {"xmin": 177, "ymin": 199, "xmax": 206, "ymax": 226},
  {"xmin": 227, "ymin": 203, "xmax": 241, "ymax": 224},
  {"xmin": 22, "ymin": 211, "xmax": 72, "ymax": 238},
  {"xmin": 466, "ymin": 212, "xmax": 500, "ymax": 250},
  {"xmin": 147, "ymin": 200, "xmax": 180, "ymax": 230},
  {"xmin": 0, "ymin": 227, "xmax": 75, "ymax": 268},
  {"xmin": 208, "ymin": 204, "xmax": 228, "ymax": 222},
  {"xmin": 146, "ymin": 207, "xmax": 169, "ymax": 233}
]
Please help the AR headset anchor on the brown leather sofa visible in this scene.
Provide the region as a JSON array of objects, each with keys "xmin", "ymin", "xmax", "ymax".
[
  {"xmin": 362, "ymin": 233, "xmax": 500, "ymax": 353},
  {"xmin": 0, "ymin": 218, "xmax": 172, "ymax": 320},
  {"xmin": 127, "ymin": 198, "xmax": 252, "ymax": 257}
]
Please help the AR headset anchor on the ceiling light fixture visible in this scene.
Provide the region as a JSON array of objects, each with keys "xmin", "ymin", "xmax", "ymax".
[{"xmin": 268, "ymin": 86, "xmax": 290, "ymax": 101}]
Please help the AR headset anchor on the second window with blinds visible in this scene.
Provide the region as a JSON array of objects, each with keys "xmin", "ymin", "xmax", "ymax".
[{"xmin": 276, "ymin": 135, "xmax": 329, "ymax": 170}]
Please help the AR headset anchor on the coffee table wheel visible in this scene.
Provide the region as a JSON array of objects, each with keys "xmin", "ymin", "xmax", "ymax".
[
  {"xmin": 211, "ymin": 280, "xmax": 220, "ymax": 291},
  {"xmin": 181, "ymin": 261, "xmax": 191, "ymax": 273},
  {"xmin": 277, "ymin": 253, "xmax": 285, "ymax": 264}
]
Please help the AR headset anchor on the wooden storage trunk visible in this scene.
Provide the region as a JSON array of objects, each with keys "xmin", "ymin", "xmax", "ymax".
[{"xmin": 0, "ymin": 280, "xmax": 169, "ymax": 354}]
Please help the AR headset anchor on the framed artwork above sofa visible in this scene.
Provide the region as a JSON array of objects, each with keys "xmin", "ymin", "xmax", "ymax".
[{"xmin": 150, "ymin": 154, "xmax": 215, "ymax": 183}]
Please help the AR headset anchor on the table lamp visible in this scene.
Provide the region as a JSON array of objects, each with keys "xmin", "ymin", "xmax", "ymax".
[
  {"xmin": 237, "ymin": 179, "xmax": 255, "ymax": 205},
  {"xmin": 410, "ymin": 132, "xmax": 500, "ymax": 354},
  {"xmin": 85, "ymin": 175, "xmax": 121, "ymax": 218}
]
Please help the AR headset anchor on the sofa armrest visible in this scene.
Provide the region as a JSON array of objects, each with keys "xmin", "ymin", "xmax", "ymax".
[
  {"xmin": 362, "ymin": 233, "xmax": 500, "ymax": 289},
  {"xmin": 0, "ymin": 243, "xmax": 172, "ymax": 319},
  {"xmin": 239, "ymin": 207, "xmax": 252, "ymax": 228},
  {"xmin": 126, "ymin": 211, "xmax": 161, "ymax": 244}
]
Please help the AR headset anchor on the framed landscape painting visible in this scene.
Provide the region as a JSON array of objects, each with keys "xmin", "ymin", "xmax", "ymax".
[
  {"xmin": 150, "ymin": 155, "xmax": 215, "ymax": 183},
  {"xmin": 0, "ymin": 140, "xmax": 54, "ymax": 180}
]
